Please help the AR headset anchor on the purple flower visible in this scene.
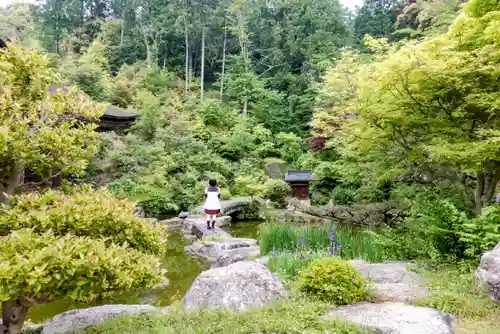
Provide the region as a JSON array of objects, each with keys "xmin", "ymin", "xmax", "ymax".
[
  {"xmin": 329, "ymin": 246, "xmax": 335, "ymax": 256},
  {"xmin": 271, "ymin": 247, "xmax": 279, "ymax": 258},
  {"xmin": 337, "ymin": 244, "xmax": 342, "ymax": 249}
]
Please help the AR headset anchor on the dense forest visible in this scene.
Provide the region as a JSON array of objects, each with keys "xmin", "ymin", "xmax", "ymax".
[{"xmin": 2, "ymin": 0, "xmax": 500, "ymax": 263}]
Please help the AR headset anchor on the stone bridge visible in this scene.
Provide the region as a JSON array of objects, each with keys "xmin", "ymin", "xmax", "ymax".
[{"xmin": 194, "ymin": 197, "xmax": 252, "ymax": 216}]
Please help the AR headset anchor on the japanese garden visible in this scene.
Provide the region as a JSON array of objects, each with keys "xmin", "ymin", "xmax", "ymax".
[{"xmin": 1, "ymin": 0, "xmax": 500, "ymax": 333}]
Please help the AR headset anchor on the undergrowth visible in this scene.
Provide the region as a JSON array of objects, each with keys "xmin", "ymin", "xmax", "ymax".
[
  {"xmin": 86, "ymin": 297, "xmax": 367, "ymax": 334},
  {"xmin": 413, "ymin": 262, "xmax": 500, "ymax": 334}
]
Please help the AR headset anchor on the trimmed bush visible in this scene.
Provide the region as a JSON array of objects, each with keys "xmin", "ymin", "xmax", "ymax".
[
  {"xmin": 0, "ymin": 187, "xmax": 165, "ymax": 334},
  {"xmin": 261, "ymin": 179, "xmax": 291, "ymax": 207},
  {"xmin": 0, "ymin": 187, "xmax": 165, "ymax": 255},
  {"xmin": 299, "ymin": 257, "xmax": 366, "ymax": 305}
]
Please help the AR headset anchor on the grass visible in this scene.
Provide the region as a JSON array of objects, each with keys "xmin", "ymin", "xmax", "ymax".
[
  {"xmin": 413, "ymin": 262, "xmax": 500, "ymax": 334},
  {"xmin": 86, "ymin": 296, "xmax": 368, "ymax": 334},
  {"xmin": 259, "ymin": 222, "xmax": 386, "ymax": 262}
]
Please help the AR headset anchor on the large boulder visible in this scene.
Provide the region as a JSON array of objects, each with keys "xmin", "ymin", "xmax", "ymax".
[
  {"xmin": 185, "ymin": 238, "xmax": 258, "ymax": 260},
  {"xmin": 325, "ymin": 302, "xmax": 454, "ymax": 334},
  {"xmin": 212, "ymin": 246, "xmax": 261, "ymax": 268},
  {"xmin": 351, "ymin": 260, "xmax": 428, "ymax": 302},
  {"xmin": 42, "ymin": 304, "xmax": 157, "ymax": 334},
  {"xmin": 475, "ymin": 242, "xmax": 500, "ymax": 302},
  {"xmin": 182, "ymin": 261, "xmax": 287, "ymax": 312}
]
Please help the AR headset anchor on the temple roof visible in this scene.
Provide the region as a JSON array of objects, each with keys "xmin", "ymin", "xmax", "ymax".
[
  {"xmin": 48, "ymin": 86, "xmax": 139, "ymax": 120},
  {"xmin": 285, "ymin": 170, "xmax": 313, "ymax": 183}
]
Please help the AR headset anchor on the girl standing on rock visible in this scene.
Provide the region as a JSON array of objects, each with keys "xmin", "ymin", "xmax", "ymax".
[{"xmin": 204, "ymin": 179, "xmax": 221, "ymax": 230}]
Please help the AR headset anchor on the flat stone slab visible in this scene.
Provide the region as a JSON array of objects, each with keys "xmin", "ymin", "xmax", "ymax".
[
  {"xmin": 191, "ymin": 222, "xmax": 232, "ymax": 239},
  {"xmin": 42, "ymin": 304, "xmax": 157, "ymax": 334},
  {"xmin": 325, "ymin": 302, "xmax": 455, "ymax": 334},
  {"xmin": 351, "ymin": 261, "xmax": 428, "ymax": 302},
  {"xmin": 182, "ymin": 216, "xmax": 232, "ymax": 238},
  {"xmin": 185, "ymin": 238, "xmax": 258, "ymax": 260}
]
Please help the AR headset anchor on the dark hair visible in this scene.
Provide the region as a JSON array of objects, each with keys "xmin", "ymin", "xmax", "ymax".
[
  {"xmin": 209, "ymin": 179, "xmax": 217, "ymax": 187},
  {"xmin": 0, "ymin": 38, "xmax": 7, "ymax": 50}
]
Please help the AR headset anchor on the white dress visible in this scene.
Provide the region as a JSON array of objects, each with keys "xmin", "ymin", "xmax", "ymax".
[{"xmin": 203, "ymin": 186, "xmax": 221, "ymax": 213}]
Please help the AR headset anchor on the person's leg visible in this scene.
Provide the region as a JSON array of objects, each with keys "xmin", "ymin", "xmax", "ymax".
[
  {"xmin": 211, "ymin": 214, "xmax": 216, "ymax": 229},
  {"xmin": 206, "ymin": 214, "xmax": 211, "ymax": 229}
]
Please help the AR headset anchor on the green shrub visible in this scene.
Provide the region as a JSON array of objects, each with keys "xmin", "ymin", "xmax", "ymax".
[
  {"xmin": 398, "ymin": 198, "xmax": 469, "ymax": 260},
  {"xmin": 299, "ymin": 257, "xmax": 366, "ymax": 304},
  {"xmin": 232, "ymin": 175, "xmax": 262, "ymax": 197},
  {"xmin": 0, "ymin": 187, "xmax": 165, "ymax": 255},
  {"xmin": 458, "ymin": 205, "xmax": 500, "ymax": 257},
  {"xmin": 0, "ymin": 229, "xmax": 163, "ymax": 303},
  {"xmin": 220, "ymin": 188, "xmax": 232, "ymax": 200},
  {"xmin": 261, "ymin": 179, "xmax": 291, "ymax": 207},
  {"xmin": 0, "ymin": 188, "xmax": 165, "ymax": 333},
  {"xmin": 330, "ymin": 186, "xmax": 356, "ymax": 205}
]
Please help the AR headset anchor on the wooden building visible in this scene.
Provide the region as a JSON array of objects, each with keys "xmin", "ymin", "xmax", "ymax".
[
  {"xmin": 47, "ymin": 86, "xmax": 139, "ymax": 132},
  {"xmin": 285, "ymin": 170, "xmax": 313, "ymax": 200}
]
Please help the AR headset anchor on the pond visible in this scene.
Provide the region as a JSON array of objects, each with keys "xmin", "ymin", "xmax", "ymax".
[{"xmin": 27, "ymin": 221, "xmax": 262, "ymax": 323}]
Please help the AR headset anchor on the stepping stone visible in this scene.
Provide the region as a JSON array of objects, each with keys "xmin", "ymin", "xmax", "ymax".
[
  {"xmin": 352, "ymin": 261, "xmax": 428, "ymax": 302},
  {"xmin": 185, "ymin": 238, "xmax": 258, "ymax": 260},
  {"xmin": 325, "ymin": 302, "xmax": 455, "ymax": 334},
  {"xmin": 191, "ymin": 221, "xmax": 232, "ymax": 239}
]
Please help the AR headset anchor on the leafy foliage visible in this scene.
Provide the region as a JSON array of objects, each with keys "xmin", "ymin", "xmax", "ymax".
[
  {"xmin": 0, "ymin": 44, "xmax": 103, "ymax": 203},
  {"xmin": 0, "ymin": 229, "xmax": 163, "ymax": 303},
  {"xmin": 261, "ymin": 180, "xmax": 291, "ymax": 208},
  {"xmin": 458, "ymin": 205, "xmax": 500, "ymax": 257},
  {"xmin": 0, "ymin": 187, "xmax": 165, "ymax": 255},
  {"xmin": 298, "ymin": 257, "xmax": 367, "ymax": 305}
]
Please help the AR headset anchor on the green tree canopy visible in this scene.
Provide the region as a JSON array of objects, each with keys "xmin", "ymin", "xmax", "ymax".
[
  {"xmin": 0, "ymin": 44, "xmax": 103, "ymax": 204},
  {"xmin": 314, "ymin": 0, "xmax": 500, "ymax": 215}
]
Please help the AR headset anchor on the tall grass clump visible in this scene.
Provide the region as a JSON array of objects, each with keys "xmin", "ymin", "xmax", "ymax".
[
  {"xmin": 268, "ymin": 249, "xmax": 328, "ymax": 279},
  {"xmin": 260, "ymin": 222, "xmax": 385, "ymax": 262}
]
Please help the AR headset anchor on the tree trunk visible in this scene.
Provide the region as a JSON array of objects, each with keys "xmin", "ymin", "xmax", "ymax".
[
  {"xmin": 220, "ymin": 19, "xmax": 227, "ymax": 101},
  {"xmin": 474, "ymin": 161, "xmax": 500, "ymax": 215},
  {"xmin": 243, "ymin": 96, "xmax": 248, "ymax": 116},
  {"xmin": 200, "ymin": 26, "xmax": 205, "ymax": 102},
  {"xmin": 81, "ymin": 0, "xmax": 85, "ymax": 24},
  {"xmin": 0, "ymin": 162, "xmax": 23, "ymax": 205},
  {"xmin": 184, "ymin": 15, "xmax": 190, "ymax": 97},
  {"xmin": 189, "ymin": 54, "xmax": 193, "ymax": 92},
  {"xmin": 474, "ymin": 171, "xmax": 484, "ymax": 215},
  {"xmin": 120, "ymin": 15, "xmax": 125, "ymax": 46},
  {"xmin": 2, "ymin": 300, "xmax": 30, "ymax": 334}
]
